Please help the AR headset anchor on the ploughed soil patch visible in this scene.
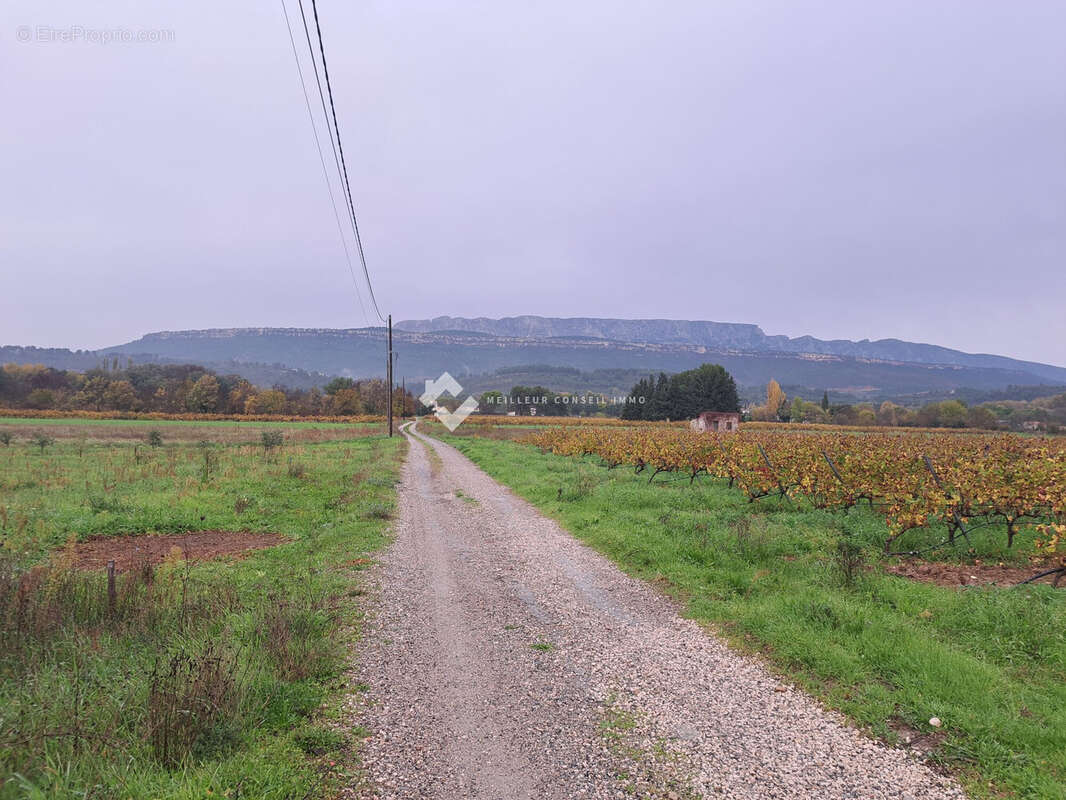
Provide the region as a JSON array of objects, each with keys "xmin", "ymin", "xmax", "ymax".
[
  {"xmin": 68, "ymin": 530, "xmax": 287, "ymax": 572},
  {"xmin": 885, "ymin": 559, "xmax": 1065, "ymax": 589}
]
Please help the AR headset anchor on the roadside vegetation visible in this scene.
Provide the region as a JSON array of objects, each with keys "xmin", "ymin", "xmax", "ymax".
[
  {"xmin": 0, "ymin": 415, "xmax": 384, "ymax": 447},
  {"xmin": 468, "ymin": 367, "xmax": 1066, "ymax": 433},
  {"xmin": 435, "ymin": 428, "xmax": 1066, "ymax": 799},
  {"xmin": 0, "ymin": 361, "xmax": 414, "ymax": 417},
  {"xmin": 0, "ymin": 418, "xmax": 404, "ymax": 798}
]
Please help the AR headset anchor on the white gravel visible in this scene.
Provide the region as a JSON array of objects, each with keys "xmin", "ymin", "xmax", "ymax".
[{"xmin": 346, "ymin": 422, "xmax": 967, "ymax": 799}]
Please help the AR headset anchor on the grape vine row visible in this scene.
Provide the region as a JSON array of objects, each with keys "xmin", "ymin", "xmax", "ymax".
[{"xmin": 526, "ymin": 427, "xmax": 1066, "ymax": 560}]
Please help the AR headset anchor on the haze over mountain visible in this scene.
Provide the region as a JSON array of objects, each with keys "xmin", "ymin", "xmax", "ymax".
[
  {"xmin": 5, "ymin": 1, "xmax": 1064, "ymax": 368},
  {"xmin": 397, "ymin": 316, "xmax": 1066, "ymax": 381},
  {"xmin": 5, "ymin": 316, "xmax": 1065, "ymax": 403}
]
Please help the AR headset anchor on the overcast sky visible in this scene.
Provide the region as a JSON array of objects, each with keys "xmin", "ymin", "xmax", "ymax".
[{"xmin": 2, "ymin": 1, "xmax": 1064, "ymax": 364}]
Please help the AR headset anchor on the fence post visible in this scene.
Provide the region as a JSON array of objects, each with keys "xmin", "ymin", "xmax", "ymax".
[{"xmin": 107, "ymin": 560, "xmax": 116, "ymax": 615}]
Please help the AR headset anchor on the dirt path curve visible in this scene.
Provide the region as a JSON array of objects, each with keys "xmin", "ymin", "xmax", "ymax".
[{"xmin": 347, "ymin": 421, "xmax": 966, "ymax": 800}]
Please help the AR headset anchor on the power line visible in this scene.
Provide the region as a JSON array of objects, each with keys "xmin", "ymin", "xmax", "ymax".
[
  {"xmin": 281, "ymin": 0, "xmax": 395, "ymax": 437},
  {"xmin": 292, "ymin": 0, "xmax": 350, "ymax": 239},
  {"xmin": 302, "ymin": 0, "xmax": 386, "ymax": 324},
  {"xmin": 278, "ymin": 0, "xmax": 370, "ymax": 326}
]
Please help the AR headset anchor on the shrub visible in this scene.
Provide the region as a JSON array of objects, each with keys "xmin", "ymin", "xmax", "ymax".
[
  {"xmin": 365, "ymin": 502, "xmax": 392, "ymax": 520},
  {"xmin": 575, "ymin": 471, "xmax": 598, "ymax": 498},
  {"xmin": 0, "ymin": 431, "xmax": 12, "ymax": 446},
  {"xmin": 87, "ymin": 495, "xmax": 128, "ymax": 514},
  {"xmin": 730, "ymin": 516, "xmax": 770, "ymax": 561},
  {"xmin": 198, "ymin": 441, "xmax": 216, "ymax": 482},
  {"xmin": 25, "ymin": 389, "xmax": 55, "ymax": 410},
  {"xmin": 30, "ymin": 433, "xmax": 54, "ymax": 453},
  {"xmin": 292, "ymin": 725, "xmax": 345, "ymax": 756},
  {"xmin": 835, "ymin": 538, "xmax": 866, "ymax": 588},
  {"xmin": 258, "ymin": 597, "xmax": 338, "ymax": 682},
  {"xmin": 557, "ymin": 470, "xmax": 598, "ymax": 501},
  {"xmin": 147, "ymin": 643, "xmax": 248, "ymax": 767},
  {"xmin": 146, "ymin": 429, "xmax": 164, "ymax": 447},
  {"xmin": 261, "ymin": 431, "xmax": 285, "ymax": 451}
]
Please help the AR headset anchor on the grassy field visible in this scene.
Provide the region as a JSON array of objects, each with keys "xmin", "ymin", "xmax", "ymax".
[
  {"xmin": 435, "ymin": 430, "xmax": 1066, "ymax": 800},
  {"xmin": 0, "ymin": 419, "xmax": 404, "ymax": 798},
  {"xmin": 0, "ymin": 416, "xmax": 384, "ymax": 446}
]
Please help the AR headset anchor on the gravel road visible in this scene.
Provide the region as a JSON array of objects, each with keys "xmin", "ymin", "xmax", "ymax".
[{"xmin": 347, "ymin": 421, "xmax": 967, "ymax": 799}]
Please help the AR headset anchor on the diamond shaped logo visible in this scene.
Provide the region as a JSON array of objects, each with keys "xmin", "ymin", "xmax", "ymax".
[{"xmin": 420, "ymin": 371, "xmax": 478, "ymax": 431}]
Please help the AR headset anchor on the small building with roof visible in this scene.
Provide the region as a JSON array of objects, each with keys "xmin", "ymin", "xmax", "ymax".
[{"xmin": 690, "ymin": 410, "xmax": 741, "ymax": 433}]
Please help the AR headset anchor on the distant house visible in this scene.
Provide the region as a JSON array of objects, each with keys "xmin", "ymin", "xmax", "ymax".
[{"xmin": 690, "ymin": 411, "xmax": 741, "ymax": 433}]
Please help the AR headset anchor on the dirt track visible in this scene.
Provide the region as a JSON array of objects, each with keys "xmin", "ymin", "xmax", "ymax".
[{"xmin": 348, "ymin": 421, "xmax": 966, "ymax": 799}]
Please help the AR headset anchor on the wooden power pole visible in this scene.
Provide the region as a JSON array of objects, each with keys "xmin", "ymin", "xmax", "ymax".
[{"xmin": 387, "ymin": 314, "xmax": 394, "ymax": 436}]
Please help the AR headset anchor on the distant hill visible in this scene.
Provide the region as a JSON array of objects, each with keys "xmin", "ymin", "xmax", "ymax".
[
  {"xmin": 397, "ymin": 316, "xmax": 1066, "ymax": 384},
  {"xmin": 0, "ymin": 345, "xmax": 334, "ymax": 391},
  {"xmin": 94, "ymin": 326, "xmax": 1066, "ymax": 399},
  {"xmin": 0, "ymin": 346, "xmax": 110, "ymax": 372},
  {"xmin": 5, "ymin": 317, "xmax": 1064, "ymax": 401}
]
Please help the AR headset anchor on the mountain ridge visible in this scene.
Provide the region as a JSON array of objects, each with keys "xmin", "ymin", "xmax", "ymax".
[
  {"xmin": 5, "ymin": 319, "xmax": 1066, "ymax": 401},
  {"xmin": 96, "ymin": 326, "xmax": 1066, "ymax": 397},
  {"xmin": 395, "ymin": 316, "xmax": 1066, "ymax": 380}
]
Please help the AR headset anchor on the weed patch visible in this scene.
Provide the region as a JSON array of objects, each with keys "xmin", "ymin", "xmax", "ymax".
[{"xmin": 0, "ymin": 425, "xmax": 403, "ymax": 796}]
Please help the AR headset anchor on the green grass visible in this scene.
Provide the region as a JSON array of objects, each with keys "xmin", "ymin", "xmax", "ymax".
[
  {"xmin": 0, "ymin": 422, "xmax": 405, "ymax": 798},
  {"xmin": 454, "ymin": 489, "xmax": 478, "ymax": 505},
  {"xmin": 438, "ymin": 433, "xmax": 1066, "ymax": 800},
  {"xmin": 0, "ymin": 416, "xmax": 370, "ymax": 429}
]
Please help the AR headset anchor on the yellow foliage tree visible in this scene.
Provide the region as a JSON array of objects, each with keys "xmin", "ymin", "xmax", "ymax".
[
  {"xmin": 253, "ymin": 389, "xmax": 287, "ymax": 415},
  {"xmin": 766, "ymin": 379, "xmax": 786, "ymax": 418}
]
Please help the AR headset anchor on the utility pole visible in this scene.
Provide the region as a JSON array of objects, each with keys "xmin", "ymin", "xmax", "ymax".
[
  {"xmin": 387, "ymin": 314, "xmax": 394, "ymax": 437},
  {"xmin": 401, "ymin": 376, "xmax": 406, "ymax": 420}
]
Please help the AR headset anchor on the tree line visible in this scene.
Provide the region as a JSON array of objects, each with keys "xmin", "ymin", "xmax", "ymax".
[
  {"xmin": 469, "ymin": 364, "xmax": 741, "ymax": 420},
  {"xmin": 620, "ymin": 364, "xmax": 740, "ymax": 421},
  {"xmin": 475, "ymin": 365, "xmax": 1065, "ymax": 432},
  {"xmin": 0, "ymin": 363, "xmax": 415, "ymax": 417},
  {"xmin": 751, "ymin": 379, "xmax": 1066, "ymax": 432}
]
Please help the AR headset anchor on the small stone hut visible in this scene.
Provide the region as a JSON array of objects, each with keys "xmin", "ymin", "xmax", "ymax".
[{"xmin": 690, "ymin": 411, "xmax": 741, "ymax": 433}]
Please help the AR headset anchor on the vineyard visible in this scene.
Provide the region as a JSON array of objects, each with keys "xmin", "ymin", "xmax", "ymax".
[
  {"xmin": 527, "ymin": 427, "xmax": 1066, "ymax": 579},
  {"xmin": 453, "ymin": 414, "xmax": 682, "ymax": 427}
]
